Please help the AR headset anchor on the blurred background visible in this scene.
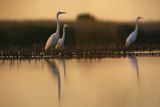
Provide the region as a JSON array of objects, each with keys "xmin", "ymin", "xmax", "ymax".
[{"xmin": 0, "ymin": 0, "xmax": 160, "ymax": 49}]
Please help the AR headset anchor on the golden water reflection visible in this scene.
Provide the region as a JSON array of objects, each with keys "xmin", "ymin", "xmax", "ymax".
[
  {"xmin": 0, "ymin": 57, "xmax": 160, "ymax": 107},
  {"xmin": 127, "ymin": 56, "xmax": 139, "ymax": 85}
]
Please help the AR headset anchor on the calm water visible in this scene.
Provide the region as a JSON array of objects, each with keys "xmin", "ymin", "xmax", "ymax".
[{"xmin": 0, "ymin": 57, "xmax": 160, "ymax": 107}]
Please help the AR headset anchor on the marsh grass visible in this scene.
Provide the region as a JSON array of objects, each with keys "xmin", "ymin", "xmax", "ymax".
[
  {"xmin": 0, "ymin": 20, "xmax": 160, "ymax": 58},
  {"xmin": 0, "ymin": 20, "xmax": 160, "ymax": 48}
]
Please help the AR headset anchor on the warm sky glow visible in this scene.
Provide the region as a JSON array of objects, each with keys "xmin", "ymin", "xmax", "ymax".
[{"xmin": 0, "ymin": 0, "xmax": 160, "ymax": 21}]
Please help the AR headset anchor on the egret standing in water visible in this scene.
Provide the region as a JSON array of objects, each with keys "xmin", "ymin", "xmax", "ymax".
[
  {"xmin": 45, "ymin": 11, "xmax": 66, "ymax": 50},
  {"xmin": 55, "ymin": 24, "xmax": 69, "ymax": 49},
  {"xmin": 126, "ymin": 17, "xmax": 143, "ymax": 47}
]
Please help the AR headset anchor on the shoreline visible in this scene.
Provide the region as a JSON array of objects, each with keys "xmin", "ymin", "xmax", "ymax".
[{"xmin": 0, "ymin": 50, "xmax": 160, "ymax": 60}]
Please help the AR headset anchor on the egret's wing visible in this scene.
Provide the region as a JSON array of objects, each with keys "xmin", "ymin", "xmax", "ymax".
[
  {"xmin": 55, "ymin": 40, "xmax": 60, "ymax": 49},
  {"xmin": 51, "ymin": 34, "xmax": 59, "ymax": 47},
  {"xmin": 126, "ymin": 31, "xmax": 136, "ymax": 46},
  {"xmin": 55, "ymin": 44, "xmax": 60, "ymax": 49},
  {"xmin": 45, "ymin": 36, "xmax": 52, "ymax": 50},
  {"xmin": 45, "ymin": 33, "xmax": 58, "ymax": 50},
  {"xmin": 55, "ymin": 39, "xmax": 63, "ymax": 49},
  {"xmin": 130, "ymin": 31, "xmax": 137, "ymax": 42}
]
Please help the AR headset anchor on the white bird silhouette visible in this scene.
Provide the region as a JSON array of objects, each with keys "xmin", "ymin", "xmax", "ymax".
[
  {"xmin": 45, "ymin": 11, "xmax": 66, "ymax": 50},
  {"xmin": 126, "ymin": 17, "xmax": 143, "ymax": 47},
  {"xmin": 55, "ymin": 24, "xmax": 69, "ymax": 49}
]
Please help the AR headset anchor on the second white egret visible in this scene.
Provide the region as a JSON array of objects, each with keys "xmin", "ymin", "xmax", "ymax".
[
  {"xmin": 126, "ymin": 17, "xmax": 143, "ymax": 47},
  {"xmin": 55, "ymin": 24, "xmax": 69, "ymax": 49}
]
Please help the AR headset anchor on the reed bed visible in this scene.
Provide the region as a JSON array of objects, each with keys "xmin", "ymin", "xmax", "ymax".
[{"xmin": 1, "ymin": 46, "xmax": 160, "ymax": 60}]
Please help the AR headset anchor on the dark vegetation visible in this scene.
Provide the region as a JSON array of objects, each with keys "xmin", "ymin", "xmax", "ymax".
[
  {"xmin": 0, "ymin": 13, "xmax": 160, "ymax": 59},
  {"xmin": 77, "ymin": 13, "xmax": 96, "ymax": 21},
  {"xmin": 0, "ymin": 19, "xmax": 160, "ymax": 50}
]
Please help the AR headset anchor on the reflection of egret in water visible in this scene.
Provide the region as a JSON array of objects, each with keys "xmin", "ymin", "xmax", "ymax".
[
  {"xmin": 58, "ymin": 58, "xmax": 66, "ymax": 80},
  {"xmin": 127, "ymin": 56, "xmax": 139, "ymax": 84},
  {"xmin": 45, "ymin": 59, "xmax": 61, "ymax": 101}
]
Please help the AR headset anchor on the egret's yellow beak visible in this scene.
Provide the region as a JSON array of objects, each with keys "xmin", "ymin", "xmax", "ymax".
[{"xmin": 60, "ymin": 12, "xmax": 67, "ymax": 14}]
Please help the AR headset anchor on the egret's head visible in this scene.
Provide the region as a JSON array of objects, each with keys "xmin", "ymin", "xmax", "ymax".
[
  {"xmin": 64, "ymin": 24, "xmax": 69, "ymax": 28},
  {"xmin": 57, "ymin": 11, "xmax": 67, "ymax": 15},
  {"xmin": 137, "ymin": 16, "xmax": 143, "ymax": 20}
]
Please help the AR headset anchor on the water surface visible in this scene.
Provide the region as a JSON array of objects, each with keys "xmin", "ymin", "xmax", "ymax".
[{"xmin": 0, "ymin": 57, "xmax": 160, "ymax": 107}]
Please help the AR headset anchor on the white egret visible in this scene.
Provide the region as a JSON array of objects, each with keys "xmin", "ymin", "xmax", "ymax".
[
  {"xmin": 55, "ymin": 24, "xmax": 69, "ymax": 49},
  {"xmin": 126, "ymin": 17, "xmax": 143, "ymax": 47},
  {"xmin": 45, "ymin": 11, "xmax": 66, "ymax": 50}
]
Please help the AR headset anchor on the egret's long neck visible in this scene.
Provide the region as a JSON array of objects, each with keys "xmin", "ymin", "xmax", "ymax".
[
  {"xmin": 56, "ymin": 14, "xmax": 60, "ymax": 36},
  {"xmin": 62, "ymin": 27, "xmax": 66, "ymax": 42},
  {"xmin": 135, "ymin": 19, "xmax": 139, "ymax": 32}
]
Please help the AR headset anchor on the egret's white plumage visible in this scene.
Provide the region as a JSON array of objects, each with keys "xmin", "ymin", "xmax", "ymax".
[
  {"xmin": 126, "ymin": 17, "xmax": 143, "ymax": 47},
  {"xmin": 45, "ymin": 11, "xmax": 66, "ymax": 50},
  {"xmin": 55, "ymin": 24, "xmax": 68, "ymax": 49}
]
